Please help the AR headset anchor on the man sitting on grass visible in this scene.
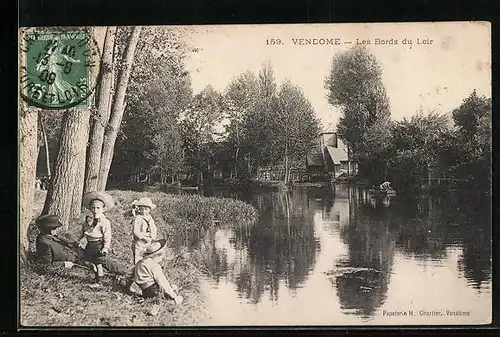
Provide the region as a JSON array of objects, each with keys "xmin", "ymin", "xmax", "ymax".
[{"xmin": 35, "ymin": 214, "xmax": 134, "ymax": 285}]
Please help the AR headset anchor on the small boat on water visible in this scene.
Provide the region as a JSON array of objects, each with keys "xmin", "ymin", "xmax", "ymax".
[{"xmin": 369, "ymin": 189, "xmax": 396, "ymax": 196}]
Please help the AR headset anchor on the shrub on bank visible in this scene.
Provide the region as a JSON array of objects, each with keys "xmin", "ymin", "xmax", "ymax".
[{"xmin": 21, "ymin": 190, "xmax": 258, "ymax": 326}]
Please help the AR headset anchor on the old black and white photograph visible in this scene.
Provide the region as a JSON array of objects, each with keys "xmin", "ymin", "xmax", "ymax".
[{"xmin": 19, "ymin": 22, "xmax": 491, "ymax": 326}]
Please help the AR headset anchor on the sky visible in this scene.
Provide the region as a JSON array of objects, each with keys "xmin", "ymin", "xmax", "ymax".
[{"xmin": 181, "ymin": 22, "xmax": 491, "ymax": 130}]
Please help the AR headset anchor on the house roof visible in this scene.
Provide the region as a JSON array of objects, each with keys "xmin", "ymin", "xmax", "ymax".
[
  {"xmin": 325, "ymin": 146, "xmax": 348, "ymax": 165},
  {"xmin": 322, "ymin": 122, "xmax": 336, "ymax": 133},
  {"xmin": 306, "ymin": 152, "xmax": 324, "ymax": 167}
]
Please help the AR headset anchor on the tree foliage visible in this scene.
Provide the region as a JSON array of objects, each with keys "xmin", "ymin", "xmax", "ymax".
[
  {"xmin": 221, "ymin": 71, "xmax": 260, "ymax": 179},
  {"xmin": 110, "ymin": 27, "xmax": 194, "ymax": 185},
  {"xmin": 221, "ymin": 63, "xmax": 320, "ymax": 184},
  {"xmin": 113, "ymin": 70, "xmax": 192, "ymax": 182},
  {"xmin": 450, "ymin": 91, "xmax": 491, "ymax": 190},
  {"xmin": 179, "ymin": 85, "xmax": 224, "ymax": 182},
  {"xmin": 452, "ymin": 90, "xmax": 491, "ymax": 139},
  {"xmin": 380, "ymin": 92, "xmax": 491, "ymax": 194},
  {"xmin": 385, "ymin": 110, "xmax": 450, "ymax": 191},
  {"xmin": 325, "ymin": 46, "xmax": 391, "ymax": 156}
]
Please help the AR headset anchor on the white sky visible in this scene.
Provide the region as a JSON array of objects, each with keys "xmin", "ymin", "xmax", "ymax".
[{"xmin": 181, "ymin": 22, "xmax": 491, "ymax": 130}]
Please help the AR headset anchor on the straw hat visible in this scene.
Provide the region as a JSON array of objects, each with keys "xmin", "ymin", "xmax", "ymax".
[
  {"xmin": 82, "ymin": 191, "xmax": 115, "ymax": 210},
  {"xmin": 135, "ymin": 197, "xmax": 156, "ymax": 210},
  {"xmin": 36, "ymin": 214, "xmax": 63, "ymax": 229},
  {"xmin": 143, "ymin": 239, "xmax": 167, "ymax": 256}
]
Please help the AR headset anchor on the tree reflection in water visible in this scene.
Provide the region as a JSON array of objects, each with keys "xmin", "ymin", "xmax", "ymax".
[
  {"xmin": 190, "ymin": 185, "xmax": 490, "ymax": 318},
  {"xmin": 454, "ymin": 195, "xmax": 492, "ymax": 290},
  {"xmin": 331, "ymin": 186, "xmax": 491, "ymax": 318},
  {"xmin": 234, "ymin": 191, "xmax": 320, "ymax": 303},
  {"xmin": 333, "ymin": 186, "xmax": 396, "ymax": 318},
  {"xmin": 391, "ymin": 193, "xmax": 492, "ymax": 290},
  {"xmin": 196, "ymin": 190, "xmax": 320, "ymax": 304}
]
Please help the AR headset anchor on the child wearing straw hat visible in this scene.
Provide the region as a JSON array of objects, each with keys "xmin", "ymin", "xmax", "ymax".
[
  {"xmin": 79, "ymin": 191, "xmax": 115, "ymax": 284},
  {"xmin": 131, "ymin": 197, "xmax": 158, "ymax": 264},
  {"xmin": 133, "ymin": 239, "xmax": 183, "ymax": 304}
]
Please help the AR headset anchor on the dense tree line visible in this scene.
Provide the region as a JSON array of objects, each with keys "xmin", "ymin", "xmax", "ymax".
[
  {"xmin": 325, "ymin": 46, "xmax": 491, "ymax": 194},
  {"xmin": 222, "ymin": 63, "xmax": 321, "ymax": 185},
  {"xmin": 111, "ymin": 62, "xmax": 321, "ymax": 187}
]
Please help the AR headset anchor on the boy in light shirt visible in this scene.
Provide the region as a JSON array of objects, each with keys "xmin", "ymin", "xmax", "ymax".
[
  {"xmin": 134, "ymin": 239, "xmax": 183, "ymax": 304},
  {"xmin": 79, "ymin": 191, "xmax": 115, "ymax": 284},
  {"xmin": 131, "ymin": 197, "xmax": 158, "ymax": 264}
]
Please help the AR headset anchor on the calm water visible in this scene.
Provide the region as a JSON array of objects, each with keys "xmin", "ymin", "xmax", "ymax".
[{"xmin": 195, "ymin": 185, "xmax": 491, "ymax": 325}]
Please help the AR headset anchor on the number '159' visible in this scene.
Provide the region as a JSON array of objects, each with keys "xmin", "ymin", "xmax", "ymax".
[{"xmin": 266, "ymin": 39, "xmax": 282, "ymax": 45}]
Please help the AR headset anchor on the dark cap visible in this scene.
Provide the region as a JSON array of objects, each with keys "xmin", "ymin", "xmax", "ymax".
[{"xmin": 36, "ymin": 214, "xmax": 63, "ymax": 229}]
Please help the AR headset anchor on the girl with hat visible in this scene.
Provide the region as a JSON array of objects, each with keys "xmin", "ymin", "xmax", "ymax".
[
  {"xmin": 133, "ymin": 239, "xmax": 183, "ymax": 304},
  {"xmin": 79, "ymin": 191, "xmax": 115, "ymax": 283},
  {"xmin": 131, "ymin": 197, "xmax": 158, "ymax": 264}
]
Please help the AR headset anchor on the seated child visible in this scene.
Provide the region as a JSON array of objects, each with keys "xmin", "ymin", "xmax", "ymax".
[
  {"xmin": 133, "ymin": 239, "xmax": 183, "ymax": 305},
  {"xmin": 131, "ymin": 197, "xmax": 158, "ymax": 264},
  {"xmin": 79, "ymin": 191, "xmax": 115, "ymax": 283}
]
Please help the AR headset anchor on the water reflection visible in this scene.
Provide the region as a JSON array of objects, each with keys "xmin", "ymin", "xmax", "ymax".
[
  {"xmin": 194, "ymin": 185, "xmax": 491, "ymax": 324},
  {"xmin": 455, "ymin": 201, "xmax": 492, "ymax": 291},
  {"xmin": 199, "ymin": 190, "xmax": 321, "ymax": 304},
  {"xmin": 330, "ymin": 187, "xmax": 396, "ymax": 318}
]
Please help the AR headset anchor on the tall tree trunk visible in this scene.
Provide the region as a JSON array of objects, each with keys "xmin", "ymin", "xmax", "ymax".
[
  {"xmin": 42, "ymin": 109, "xmax": 91, "ymax": 228},
  {"xmin": 36, "ymin": 143, "xmax": 42, "ymax": 175},
  {"xmin": 84, "ymin": 27, "xmax": 117, "ymax": 193},
  {"xmin": 284, "ymin": 142, "xmax": 289, "ymax": 184},
  {"xmin": 98, "ymin": 26, "xmax": 142, "ymax": 191},
  {"xmin": 234, "ymin": 125, "xmax": 240, "ymax": 179},
  {"xmin": 40, "ymin": 115, "xmax": 51, "ymax": 177},
  {"xmin": 71, "ymin": 120, "xmax": 90, "ymax": 216},
  {"xmin": 20, "ymin": 107, "xmax": 38, "ymax": 263}
]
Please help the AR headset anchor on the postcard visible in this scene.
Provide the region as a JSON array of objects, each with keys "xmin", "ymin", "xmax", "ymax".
[{"xmin": 19, "ymin": 22, "xmax": 491, "ymax": 327}]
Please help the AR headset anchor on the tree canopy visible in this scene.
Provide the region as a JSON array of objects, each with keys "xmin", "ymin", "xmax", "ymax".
[{"xmin": 325, "ymin": 46, "xmax": 391, "ymax": 155}]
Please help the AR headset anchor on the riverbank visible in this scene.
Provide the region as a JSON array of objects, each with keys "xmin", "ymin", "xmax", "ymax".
[{"xmin": 20, "ymin": 190, "xmax": 258, "ymax": 326}]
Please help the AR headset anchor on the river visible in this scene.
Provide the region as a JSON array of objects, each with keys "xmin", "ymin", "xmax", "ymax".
[{"xmin": 195, "ymin": 184, "xmax": 491, "ymax": 326}]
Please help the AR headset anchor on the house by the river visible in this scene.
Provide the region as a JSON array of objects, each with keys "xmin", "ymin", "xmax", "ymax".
[
  {"xmin": 306, "ymin": 131, "xmax": 358, "ymax": 181},
  {"xmin": 255, "ymin": 130, "xmax": 359, "ymax": 183}
]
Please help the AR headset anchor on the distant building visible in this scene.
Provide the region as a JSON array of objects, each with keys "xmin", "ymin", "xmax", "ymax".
[
  {"xmin": 305, "ymin": 151, "xmax": 325, "ymax": 181},
  {"xmin": 306, "ymin": 130, "xmax": 358, "ymax": 180}
]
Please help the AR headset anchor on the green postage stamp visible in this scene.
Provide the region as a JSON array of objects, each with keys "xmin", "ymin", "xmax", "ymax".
[{"xmin": 19, "ymin": 28, "xmax": 101, "ymax": 109}]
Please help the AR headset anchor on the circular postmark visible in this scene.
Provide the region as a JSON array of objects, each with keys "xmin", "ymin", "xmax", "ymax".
[{"xmin": 19, "ymin": 27, "xmax": 101, "ymax": 109}]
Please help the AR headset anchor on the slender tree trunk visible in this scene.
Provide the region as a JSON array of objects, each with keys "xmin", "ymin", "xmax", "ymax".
[
  {"xmin": 98, "ymin": 26, "xmax": 142, "ymax": 190},
  {"xmin": 42, "ymin": 109, "xmax": 91, "ymax": 228},
  {"xmin": 85, "ymin": 27, "xmax": 117, "ymax": 193},
  {"xmin": 234, "ymin": 125, "xmax": 240, "ymax": 179},
  {"xmin": 20, "ymin": 107, "xmax": 38, "ymax": 263},
  {"xmin": 36, "ymin": 143, "xmax": 42, "ymax": 174},
  {"xmin": 71, "ymin": 119, "xmax": 90, "ymax": 216},
  {"xmin": 347, "ymin": 145, "xmax": 350, "ymax": 177},
  {"xmin": 40, "ymin": 115, "xmax": 51, "ymax": 177},
  {"xmin": 284, "ymin": 142, "xmax": 289, "ymax": 184}
]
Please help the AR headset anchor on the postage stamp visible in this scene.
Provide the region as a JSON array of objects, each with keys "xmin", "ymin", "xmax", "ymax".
[
  {"xmin": 19, "ymin": 27, "xmax": 101, "ymax": 109},
  {"xmin": 18, "ymin": 22, "xmax": 491, "ymax": 328}
]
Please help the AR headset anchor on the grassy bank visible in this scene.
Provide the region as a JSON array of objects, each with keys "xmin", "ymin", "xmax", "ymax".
[{"xmin": 21, "ymin": 190, "xmax": 258, "ymax": 326}]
